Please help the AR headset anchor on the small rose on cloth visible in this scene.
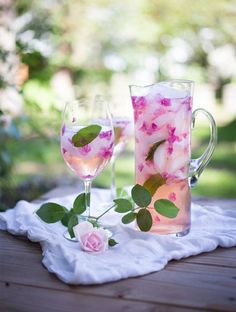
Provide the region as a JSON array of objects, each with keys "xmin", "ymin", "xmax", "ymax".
[{"xmin": 73, "ymin": 221, "xmax": 109, "ymax": 252}]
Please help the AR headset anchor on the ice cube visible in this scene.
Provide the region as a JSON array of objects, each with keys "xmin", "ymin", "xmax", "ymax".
[{"xmin": 149, "ymin": 83, "xmax": 189, "ymax": 99}]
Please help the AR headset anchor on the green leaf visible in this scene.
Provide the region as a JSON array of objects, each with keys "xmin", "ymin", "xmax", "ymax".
[
  {"xmin": 61, "ymin": 210, "xmax": 75, "ymax": 226},
  {"xmin": 143, "ymin": 173, "xmax": 166, "ymax": 196},
  {"xmin": 154, "ymin": 199, "xmax": 179, "ymax": 218},
  {"xmin": 36, "ymin": 203, "xmax": 67, "ymax": 223},
  {"xmin": 145, "ymin": 140, "xmax": 166, "ymax": 161},
  {"xmin": 122, "ymin": 212, "xmax": 137, "ymax": 224},
  {"xmin": 114, "ymin": 198, "xmax": 133, "ymax": 213},
  {"xmin": 108, "ymin": 239, "xmax": 118, "ymax": 247},
  {"xmin": 72, "ymin": 124, "xmax": 102, "ymax": 147},
  {"xmin": 73, "ymin": 193, "xmax": 86, "ymax": 214},
  {"xmin": 136, "ymin": 208, "xmax": 152, "ymax": 232},
  {"xmin": 131, "ymin": 184, "xmax": 151, "ymax": 207},
  {"xmin": 68, "ymin": 215, "xmax": 78, "ymax": 238}
]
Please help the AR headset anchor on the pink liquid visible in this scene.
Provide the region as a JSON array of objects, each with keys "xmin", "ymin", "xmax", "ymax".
[
  {"xmin": 61, "ymin": 126, "xmax": 113, "ymax": 180},
  {"xmin": 112, "ymin": 117, "xmax": 133, "ymax": 158},
  {"xmin": 132, "ymin": 88, "xmax": 192, "ymax": 235}
]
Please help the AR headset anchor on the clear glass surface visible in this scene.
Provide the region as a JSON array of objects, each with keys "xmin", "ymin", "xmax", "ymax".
[
  {"xmin": 60, "ymin": 99, "xmax": 114, "ymax": 218},
  {"xmin": 130, "ymin": 79, "xmax": 217, "ymax": 236},
  {"xmin": 95, "ymin": 95, "xmax": 133, "ymax": 197}
]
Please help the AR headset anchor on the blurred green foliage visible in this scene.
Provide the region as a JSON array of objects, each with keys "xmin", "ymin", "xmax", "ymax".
[{"xmin": 13, "ymin": 0, "xmax": 236, "ymax": 92}]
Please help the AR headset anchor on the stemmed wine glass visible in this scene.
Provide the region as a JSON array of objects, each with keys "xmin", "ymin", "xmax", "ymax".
[
  {"xmin": 109, "ymin": 99, "xmax": 133, "ymax": 197},
  {"xmin": 60, "ymin": 99, "xmax": 114, "ymax": 221}
]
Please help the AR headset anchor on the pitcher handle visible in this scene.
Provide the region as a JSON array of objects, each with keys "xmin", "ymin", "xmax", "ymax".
[{"xmin": 189, "ymin": 108, "xmax": 217, "ymax": 188}]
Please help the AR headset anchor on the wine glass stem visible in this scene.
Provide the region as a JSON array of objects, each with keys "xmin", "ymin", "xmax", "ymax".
[
  {"xmin": 111, "ymin": 158, "xmax": 117, "ymax": 198},
  {"xmin": 84, "ymin": 180, "xmax": 92, "ymax": 217}
]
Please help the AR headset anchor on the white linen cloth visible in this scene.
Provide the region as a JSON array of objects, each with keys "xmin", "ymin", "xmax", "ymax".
[{"xmin": 0, "ymin": 188, "xmax": 236, "ymax": 285}]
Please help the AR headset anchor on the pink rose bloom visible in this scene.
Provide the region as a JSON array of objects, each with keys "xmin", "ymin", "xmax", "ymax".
[{"xmin": 73, "ymin": 221, "xmax": 108, "ymax": 252}]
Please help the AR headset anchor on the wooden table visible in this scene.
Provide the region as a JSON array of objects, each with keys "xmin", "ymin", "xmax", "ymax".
[{"xmin": 0, "ymin": 187, "xmax": 236, "ymax": 312}]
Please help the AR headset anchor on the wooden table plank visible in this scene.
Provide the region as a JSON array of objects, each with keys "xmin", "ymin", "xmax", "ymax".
[
  {"xmin": 182, "ymin": 247, "xmax": 236, "ymax": 268},
  {"xmin": 1, "ymin": 282, "xmax": 198, "ymax": 312},
  {"xmin": 1, "ymin": 231, "xmax": 236, "ymax": 311}
]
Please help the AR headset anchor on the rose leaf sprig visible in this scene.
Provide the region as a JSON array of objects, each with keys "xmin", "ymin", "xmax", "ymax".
[
  {"xmin": 113, "ymin": 184, "xmax": 180, "ymax": 232},
  {"xmin": 36, "ymin": 183, "xmax": 180, "ymax": 247}
]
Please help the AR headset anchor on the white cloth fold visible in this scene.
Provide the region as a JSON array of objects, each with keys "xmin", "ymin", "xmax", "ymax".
[{"xmin": 0, "ymin": 188, "xmax": 236, "ymax": 285}]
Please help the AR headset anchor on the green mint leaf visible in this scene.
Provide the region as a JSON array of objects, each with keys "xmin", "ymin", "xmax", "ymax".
[
  {"xmin": 114, "ymin": 198, "xmax": 133, "ymax": 213},
  {"xmin": 122, "ymin": 212, "xmax": 137, "ymax": 224},
  {"xmin": 143, "ymin": 173, "xmax": 166, "ymax": 196},
  {"xmin": 131, "ymin": 184, "xmax": 151, "ymax": 207},
  {"xmin": 136, "ymin": 208, "xmax": 152, "ymax": 232},
  {"xmin": 61, "ymin": 210, "xmax": 75, "ymax": 226},
  {"xmin": 154, "ymin": 199, "xmax": 179, "ymax": 218},
  {"xmin": 68, "ymin": 215, "xmax": 78, "ymax": 238},
  {"xmin": 108, "ymin": 238, "xmax": 118, "ymax": 247},
  {"xmin": 145, "ymin": 140, "xmax": 166, "ymax": 161},
  {"xmin": 36, "ymin": 203, "xmax": 67, "ymax": 223},
  {"xmin": 73, "ymin": 193, "xmax": 86, "ymax": 214},
  {"xmin": 72, "ymin": 124, "xmax": 102, "ymax": 147}
]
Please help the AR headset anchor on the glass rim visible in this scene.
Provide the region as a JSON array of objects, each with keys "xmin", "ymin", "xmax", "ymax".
[{"xmin": 129, "ymin": 79, "xmax": 195, "ymax": 90}]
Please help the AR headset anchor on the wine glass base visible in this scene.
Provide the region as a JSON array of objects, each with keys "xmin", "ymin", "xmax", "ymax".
[
  {"xmin": 63, "ymin": 230, "xmax": 78, "ymax": 242},
  {"xmin": 175, "ymin": 227, "xmax": 190, "ymax": 237}
]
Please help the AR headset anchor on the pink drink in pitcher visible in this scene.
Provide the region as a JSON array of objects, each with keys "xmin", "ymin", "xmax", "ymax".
[
  {"xmin": 130, "ymin": 80, "xmax": 217, "ymax": 236},
  {"xmin": 61, "ymin": 125, "xmax": 113, "ymax": 180}
]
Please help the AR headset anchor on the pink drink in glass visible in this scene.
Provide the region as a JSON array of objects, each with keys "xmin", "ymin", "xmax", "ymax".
[
  {"xmin": 112, "ymin": 117, "xmax": 133, "ymax": 158},
  {"xmin": 131, "ymin": 84, "xmax": 192, "ymax": 235},
  {"xmin": 61, "ymin": 125, "xmax": 113, "ymax": 180}
]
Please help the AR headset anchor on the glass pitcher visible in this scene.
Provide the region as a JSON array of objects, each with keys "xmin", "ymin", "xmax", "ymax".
[{"xmin": 130, "ymin": 80, "xmax": 217, "ymax": 236}]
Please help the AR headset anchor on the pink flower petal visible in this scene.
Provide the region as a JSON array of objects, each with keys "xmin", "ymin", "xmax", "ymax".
[
  {"xmin": 99, "ymin": 146, "xmax": 113, "ymax": 159},
  {"xmin": 151, "ymin": 123, "xmax": 158, "ymax": 130},
  {"xmin": 138, "ymin": 164, "xmax": 144, "ymax": 172},
  {"xmin": 160, "ymin": 98, "xmax": 171, "ymax": 106},
  {"xmin": 61, "ymin": 124, "xmax": 66, "ymax": 136},
  {"xmin": 80, "ymin": 144, "xmax": 91, "ymax": 155},
  {"xmin": 182, "ymin": 96, "xmax": 192, "ymax": 111},
  {"xmin": 154, "ymin": 107, "xmax": 166, "ymax": 118},
  {"xmin": 139, "ymin": 122, "xmax": 147, "ymax": 132},
  {"xmin": 168, "ymin": 192, "xmax": 177, "ymax": 202},
  {"xmin": 131, "ymin": 96, "xmax": 147, "ymax": 121},
  {"xmin": 154, "ymin": 215, "xmax": 161, "ymax": 222},
  {"xmin": 99, "ymin": 130, "xmax": 112, "ymax": 140}
]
